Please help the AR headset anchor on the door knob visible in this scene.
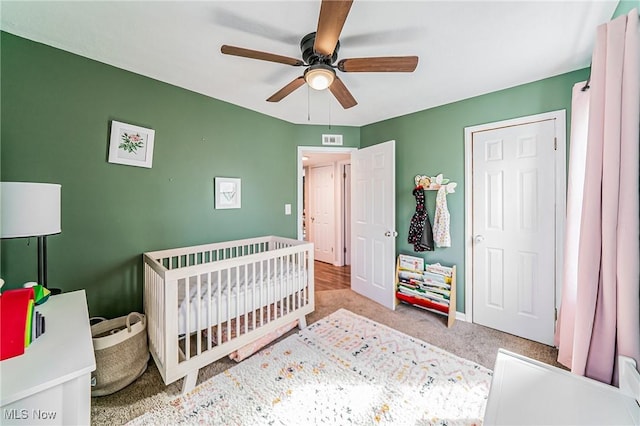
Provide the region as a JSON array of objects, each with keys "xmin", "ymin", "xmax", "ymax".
[
  {"xmin": 385, "ymin": 231, "xmax": 398, "ymax": 237},
  {"xmin": 474, "ymin": 234, "xmax": 485, "ymax": 244}
]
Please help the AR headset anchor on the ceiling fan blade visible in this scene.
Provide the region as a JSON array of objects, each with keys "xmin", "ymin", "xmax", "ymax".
[
  {"xmin": 337, "ymin": 56, "xmax": 419, "ymax": 72},
  {"xmin": 314, "ymin": 0, "xmax": 353, "ymax": 57},
  {"xmin": 266, "ymin": 77, "xmax": 306, "ymax": 102},
  {"xmin": 221, "ymin": 45, "xmax": 304, "ymax": 67},
  {"xmin": 329, "ymin": 76, "xmax": 357, "ymax": 109}
]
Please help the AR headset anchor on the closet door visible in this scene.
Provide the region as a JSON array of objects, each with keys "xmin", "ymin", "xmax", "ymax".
[{"xmin": 472, "ymin": 119, "xmax": 557, "ymax": 345}]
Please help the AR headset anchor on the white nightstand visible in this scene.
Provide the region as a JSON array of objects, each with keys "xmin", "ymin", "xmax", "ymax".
[
  {"xmin": 484, "ymin": 349, "xmax": 640, "ymax": 425},
  {"xmin": 1, "ymin": 290, "xmax": 96, "ymax": 425}
]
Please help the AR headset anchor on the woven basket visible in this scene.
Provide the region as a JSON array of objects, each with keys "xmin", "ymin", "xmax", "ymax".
[{"xmin": 90, "ymin": 312, "xmax": 149, "ymax": 397}]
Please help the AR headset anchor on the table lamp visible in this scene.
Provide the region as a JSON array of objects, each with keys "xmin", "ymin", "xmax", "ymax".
[{"xmin": 1, "ymin": 182, "xmax": 62, "ymax": 294}]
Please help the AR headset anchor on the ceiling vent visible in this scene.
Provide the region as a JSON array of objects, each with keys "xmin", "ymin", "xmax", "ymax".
[{"xmin": 322, "ymin": 134, "xmax": 343, "ymax": 146}]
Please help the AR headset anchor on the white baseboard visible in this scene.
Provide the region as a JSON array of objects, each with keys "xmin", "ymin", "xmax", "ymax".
[{"xmin": 455, "ymin": 311, "xmax": 468, "ymax": 322}]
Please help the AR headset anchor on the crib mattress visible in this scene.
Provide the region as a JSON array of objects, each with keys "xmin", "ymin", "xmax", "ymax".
[{"xmin": 177, "ymin": 259, "xmax": 307, "ymax": 335}]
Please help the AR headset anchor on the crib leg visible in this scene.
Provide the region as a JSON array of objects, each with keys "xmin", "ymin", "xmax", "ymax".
[
  {"xmin": 181, "ymin": 370, "xmax": 199, "ymax": 394},
  {"xmin": 298, "ymin": 315, "xmax": 307, "ymax": 329}
]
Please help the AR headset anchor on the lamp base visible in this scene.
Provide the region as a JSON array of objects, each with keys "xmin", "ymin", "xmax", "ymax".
[{"xmin": 48, "ymin": 287, "xmax": 62, "ymax": 295}]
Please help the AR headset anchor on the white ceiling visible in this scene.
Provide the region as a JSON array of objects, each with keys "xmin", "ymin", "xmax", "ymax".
[{"xmin": 1, "ymin": 1, "xmax": 617, "ymax": 127}]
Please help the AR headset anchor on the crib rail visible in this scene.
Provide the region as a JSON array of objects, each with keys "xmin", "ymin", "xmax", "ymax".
[
  {"xmin": 143, "ymin": 236, "xmax": 314, "ymax": 389},
  {"xmin": 146, "ymin": 235, "xmax": 295, "ymax": 269}
]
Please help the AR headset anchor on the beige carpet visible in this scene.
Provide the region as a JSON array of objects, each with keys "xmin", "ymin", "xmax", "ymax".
[{"xmin": 91, "ymin": 289, "xmax": 561, "ymax": 425}]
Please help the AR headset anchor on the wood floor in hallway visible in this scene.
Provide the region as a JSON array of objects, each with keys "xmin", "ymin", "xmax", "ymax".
[{"xmin": 314, "ymin": 260, "xmax": 350, "ymax": 292}]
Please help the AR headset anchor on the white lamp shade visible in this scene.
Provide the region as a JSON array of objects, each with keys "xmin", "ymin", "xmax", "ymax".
[{"xmin": 1, "ymin": 182, "xmax": 61, "ymax": 238}]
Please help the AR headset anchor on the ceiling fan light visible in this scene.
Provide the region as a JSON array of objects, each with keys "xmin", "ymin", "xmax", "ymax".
[{"xmin": 304, "ymin": 65, "xmax": 335, "ymax": 91}]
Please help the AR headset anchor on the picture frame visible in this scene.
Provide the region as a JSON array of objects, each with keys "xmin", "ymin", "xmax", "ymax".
[
  {"xmin": 108, "ymin": 120, "xmax": 155, "ymax": 168},
  {"xmin": 214, "ymin": 177, "xmax": 241, "ymax": 209}
]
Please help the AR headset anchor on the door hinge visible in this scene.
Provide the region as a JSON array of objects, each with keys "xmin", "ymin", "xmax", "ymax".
[
  {"xmin": 554, "ymin": 137, "xmax": 557, "ymax": 151},
  {"xmin": 555, "ymin": 307, "xmax": 558, "ymax": 320}
]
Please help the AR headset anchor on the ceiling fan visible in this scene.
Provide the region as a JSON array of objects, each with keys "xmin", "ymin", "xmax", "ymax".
[{"xmin": 220, "ymin": 0, "xmax": 419, "ymax": 109}]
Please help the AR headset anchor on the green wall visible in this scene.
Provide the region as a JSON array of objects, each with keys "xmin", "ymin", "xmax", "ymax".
[
  {"xmin": 0, "ymin": 32, "xmax": 357, "ymax": 317},
  {"xmin": 361, "ymin": 68, "xmax": 590, "ymax": 313}
]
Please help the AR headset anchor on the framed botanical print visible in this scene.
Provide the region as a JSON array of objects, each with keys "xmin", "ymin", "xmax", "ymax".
[{"xmin": 108, "ymin": 120, "xmax": 155, "ymax": 168}]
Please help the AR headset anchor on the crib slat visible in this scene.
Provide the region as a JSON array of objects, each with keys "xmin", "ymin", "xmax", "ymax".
[
  {"xmin": 252, "ymin": 260, "xmax": 257, "ymax": 331},
  {"xmin": 196, "ymin": 273, "xmax": 202, "ymax": 356},
  {"xmin": 243, "ymin": 262, "xmax": 248, "ymax": 336},
  {"xmin": 184, "ymin": 278, "xmax": 190, "ymax": 361},
  {"xmin": 279, "ymin": 255, "xmax": 284, "ymax": 318},
  {"xmin": 216, "ymin": 268, "xmax": 221, "ymax": 347},
  {"xmin": 226, "ymin": 266, "xmax": 231, "ymax": 344},
  {"xmin": 259, "ymin": 258, "xmax": 264, "ymax": 327},
  {"xmin": 285, "ymin": 254, "xmax": 290, "ymax": 315},
  {"xmin": 235, "ymin": 266, "xmax": 240, "ymax": 338},
  {"xmin": 297, "ymin": 251, "xmax": 301, "ymax": 310},
  {"xmin": 207, "ymin": 271, "xmax": 212, "ymax": 351},
  {"xmin": 268, "ymin": 255, "xmax": 272, "ymax": 323}
]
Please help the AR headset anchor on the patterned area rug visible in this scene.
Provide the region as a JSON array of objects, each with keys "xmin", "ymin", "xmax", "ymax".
[{"xmin": 128, "ymin": 309, "xmax": 493, "ymax": 425}]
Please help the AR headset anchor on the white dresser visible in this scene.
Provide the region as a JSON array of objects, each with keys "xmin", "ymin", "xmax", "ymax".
[
  {"xmin": 484, "ymin": 349, "xmax": 640, "ymax": 425},
  {"xmin": 1, "ymin": 290, "xmax": 96, "ymax": 425}
]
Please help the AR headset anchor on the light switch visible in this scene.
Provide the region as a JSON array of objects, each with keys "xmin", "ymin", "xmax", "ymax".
[{"xmin": 285, "ymin": 204, "xmax": 291, "ymax": 215}]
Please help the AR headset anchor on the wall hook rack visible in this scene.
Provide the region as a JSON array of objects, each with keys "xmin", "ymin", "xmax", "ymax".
[{"xmin": 414, "ymin": 173, "xmax": 457, "ymax": 193}]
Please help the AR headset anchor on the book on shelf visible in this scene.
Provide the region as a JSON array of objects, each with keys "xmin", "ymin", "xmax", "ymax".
[
  {"xmin": 397, "ymin": 280, "xmax": 420, "ymax": 289},
  {"xmin": 422, "ymin": 270, "xmax": 452, "ymax": 284},
  {"xmin": 396, "ymin": 292, "xmax": 449, "ymax": 314},
  {"xmin": 398, "ymin": 270, "xmax": 426, "ymax": 282},
  {"xmin": 398, "ymin": 254, "xmax": 424, "ymax": 272},
  {"xmin": 423, "ymin": 286, "xmax": 451, "ymax": 299},
  {"xmin": 420, "ymin": 280, "xmax": 451, "ymax": 291},
  {"xmin": 425, "ymin": 263, "xmax": 453, "ymax": 277},
  {"xmin": 397, "ymin": 285, "xmax": 450, "ymax": 305},
  {"xmin": 397, "ymin": 282, "xmax": 450, "ymax": 300}
]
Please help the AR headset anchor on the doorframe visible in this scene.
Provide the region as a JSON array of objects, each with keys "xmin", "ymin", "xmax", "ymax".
[
  {"xmin": 297, "ymin": 146, "xmax": 357, "ymax": 252},
  {"xmin": 340, "ymin": 161, "xmax": 351, "ymax": 266},
  {"xmin": 463, "ymin": 110, "xmax": 566, "ymax": 323}
]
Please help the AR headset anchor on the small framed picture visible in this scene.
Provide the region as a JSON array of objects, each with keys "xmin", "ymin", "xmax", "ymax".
[
  {"xmin": 215, "ymin": 177, "xmax": 241, "ymax": 209},
  {"xmin": 108, "ymin": 120, "xmax": 155, "ymax": 168}
]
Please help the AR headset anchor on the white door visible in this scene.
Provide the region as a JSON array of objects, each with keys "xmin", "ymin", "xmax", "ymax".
[
  {"xmin": 472, "ymin": 119, "xmax": 557, "ymax": 345},
  {"xmin": 351, "ymin": 140, "xmax": 396, "ymax": 309},
  {"xmin": 309, "ymin": 164, "xmax": 335, "ymax": 263}
]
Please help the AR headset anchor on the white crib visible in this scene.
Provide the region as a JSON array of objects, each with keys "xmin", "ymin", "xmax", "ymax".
[{"xmin": 143, "ymin": 236, "xmax": 314, "ymax": 393}]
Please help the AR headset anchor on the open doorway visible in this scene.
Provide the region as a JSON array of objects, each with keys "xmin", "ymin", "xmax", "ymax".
[{"xmin": 297, "ymin": 146, "xmax": 356, "ymax": 267}]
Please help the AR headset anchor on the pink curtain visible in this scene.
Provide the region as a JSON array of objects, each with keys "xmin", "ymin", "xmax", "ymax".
[
  {"xmin": 555, "ymin": 82, "xmax": 590, "ymax": 367},
  {"xmin": 556, "ymin": 9, "xmax": 639, "ymax": 385}
]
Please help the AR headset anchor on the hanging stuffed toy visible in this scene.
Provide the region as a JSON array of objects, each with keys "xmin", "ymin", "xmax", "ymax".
[
  {"xmin": 432, "ymin": 174, "xmax": 457, "ymax": 247},
  {"xmin": 408, "ymin": 184, "xmax": 434, "ymax": 251}
]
